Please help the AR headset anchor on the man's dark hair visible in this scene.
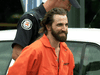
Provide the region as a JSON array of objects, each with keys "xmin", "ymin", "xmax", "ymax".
[{"xmin": 38, "ymin": 8, "xmax": 67, "ymax": 35}]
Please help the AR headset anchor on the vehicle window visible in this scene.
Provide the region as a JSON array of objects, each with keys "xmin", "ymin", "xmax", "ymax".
[
  {"xmin": 66, "ymin": 42, "xmax": 83, "ymax": 63},
  {"xmin": 66, "ymin": 41, "xmax": 84, "ymax": 75},
  {"xmin": 83, "ymin": 44, "xmax": 100, "ymax": 75},
  {"xmin": 0, "ymin": 41, "xmax": 13, "ymax": 75}
]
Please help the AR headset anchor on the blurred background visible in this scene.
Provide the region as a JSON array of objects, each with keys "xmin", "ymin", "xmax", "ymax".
[{"xmin": 0, "ymin": 0, "xmax": 100, "ymax": 30}]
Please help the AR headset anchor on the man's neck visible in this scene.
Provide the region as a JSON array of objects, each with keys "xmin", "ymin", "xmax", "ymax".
[
  {"xmin": 47, "ymin": 34, "xmax": 60, "ymax": 59},
  {"xmin": 43, "ymin": 0, "xmax": 56, "ymax": 12},
  {"xmin": 47, "ymin": 34, "xmax": 60, "ymax": 49}
]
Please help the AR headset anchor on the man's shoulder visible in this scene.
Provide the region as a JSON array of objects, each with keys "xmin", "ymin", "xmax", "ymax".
[
  {"xmin": 19, "ymin": 14, "xmax": 36, "ymax": 23},
  {"xmin": 21, "ymin": 40, "xmax": 43, "ymax": 54},
  {"xmin": 61, "ymin": 42, "xmax": 68, "ymax": 48},
  {"xmin": 29, "ymin": 39, "xmax": 44, "ymax": 49},
  {"xmin": 61, "ymin": 42, "xmax": 73, "ymax": 54}
]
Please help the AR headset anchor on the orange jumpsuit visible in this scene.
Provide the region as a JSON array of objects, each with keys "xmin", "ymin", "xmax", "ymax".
[{"xmin": 7, "ymin": 34, "xmax": 75, "ymax": 75}]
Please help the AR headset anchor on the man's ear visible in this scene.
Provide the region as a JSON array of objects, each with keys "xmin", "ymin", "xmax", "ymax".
[{"xmin": 46, "ymin": 24, "xmax": 51, "ymax": 31}]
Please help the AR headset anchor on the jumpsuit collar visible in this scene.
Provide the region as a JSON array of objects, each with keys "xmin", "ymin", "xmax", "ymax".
[{"xmin": 40, "ymin": 34, "xmax": 68, "ymax": 49}]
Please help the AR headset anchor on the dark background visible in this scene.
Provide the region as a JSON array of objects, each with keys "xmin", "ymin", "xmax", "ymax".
[
  {"xmin": 0, "ymin": 0, "xmax": 23, "ymax": 30},
  {"xmin": 85, "ymin": 0, "xmax": 100, "ymax": 28}
]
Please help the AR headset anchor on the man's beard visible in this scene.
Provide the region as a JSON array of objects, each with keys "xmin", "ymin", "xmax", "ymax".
[{"xmin": 51, "ymin": 27, "xmax": 67, "ymax": 42}]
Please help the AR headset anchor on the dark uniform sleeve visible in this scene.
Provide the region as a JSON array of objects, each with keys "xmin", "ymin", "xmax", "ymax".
[{"xmin": 12, "ymin": 14, "xmax": 38, "ymax": 48}]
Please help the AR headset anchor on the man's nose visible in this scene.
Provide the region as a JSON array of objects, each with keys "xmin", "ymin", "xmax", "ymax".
[{"xmin": 62, "ymin": 25, "xmax": 67, "ymax": 31}]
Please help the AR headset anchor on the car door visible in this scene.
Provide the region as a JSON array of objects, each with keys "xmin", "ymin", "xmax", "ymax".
[
  {"xmin": 0, "ymin": 41, "xmax": 13, "ymax": 75},
  {"xmin": 66, "ymin": 41, "xmax": 100, "ymax": 75}
]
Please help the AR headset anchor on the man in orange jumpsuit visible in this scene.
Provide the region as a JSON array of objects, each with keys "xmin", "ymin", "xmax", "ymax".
[
  {"xmin": 12, "ymin": 0, "xmax": 81, "ymax": 60},
  {"xmin": 7, "ymin": 8, "xmax": 75, "ymax": 75}
]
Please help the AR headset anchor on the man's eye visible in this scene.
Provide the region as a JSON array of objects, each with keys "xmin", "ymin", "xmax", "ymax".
[
  {"xmin": 57, "ymin": 24, "xmax": 63, "ymax": 26},
  {"xmin": 65, "ymin": 24, "xmax": 68, "ymax": 26},
  {"xmin": 65, "ymin": 23, "xmax": 68, "ymax": 26}
]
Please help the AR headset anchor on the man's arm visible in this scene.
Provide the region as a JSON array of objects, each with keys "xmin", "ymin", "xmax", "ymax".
[
  {"xmin": 12, "ymin": 14, "xmax": 37, "ymax": 60},
  {"xmin": 8, "ymin": 45, "xmax": 42, "ymax": 75},
  {"xmin": 12, "ymin": 44, "xmax": 23, "ymax": 60}
]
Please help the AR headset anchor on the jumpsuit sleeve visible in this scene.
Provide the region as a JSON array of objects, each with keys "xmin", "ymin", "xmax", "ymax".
[
  {"xmin": 7, "ymin": 46, "xmax": 41, "ymax": 75},
  {"xmin": 12, "ymin": 14, "xmax": 37, "ymax": 48}
]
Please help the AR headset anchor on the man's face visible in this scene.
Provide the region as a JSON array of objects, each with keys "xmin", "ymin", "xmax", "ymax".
[
  {"xmin": 51, "ymin": 14, "xmax": 68, "ymax": 42},
  {"xmin": 55, "ymin": 0, "xmax": 72, "ymax": 11}
]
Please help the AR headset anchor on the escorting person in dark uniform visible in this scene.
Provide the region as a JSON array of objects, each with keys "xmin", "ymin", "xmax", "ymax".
[{"xmin": 12, "ymin": 0, "xmax": 81, "ymax": 60}]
